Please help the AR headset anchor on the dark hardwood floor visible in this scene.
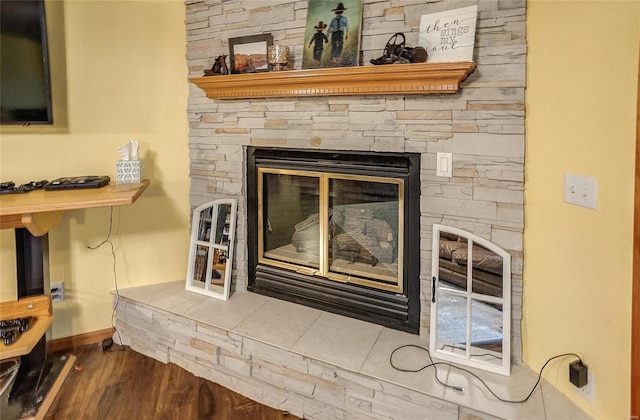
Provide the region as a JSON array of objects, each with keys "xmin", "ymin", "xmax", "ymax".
[{"xmin": 44, "ymin": 344, "xmax": 300, "ymax": 420}]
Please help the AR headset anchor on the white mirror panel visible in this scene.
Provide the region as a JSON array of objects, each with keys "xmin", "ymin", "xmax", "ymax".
[
  {"xmin": 185, "ymin": 199, "xmax": 237, "ymax": 300},
  {"xmin": 430, "ymin": 224, "xmax": 511, "ymax": 376}
]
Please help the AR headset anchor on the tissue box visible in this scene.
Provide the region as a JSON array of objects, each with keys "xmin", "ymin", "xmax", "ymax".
[{"xmin": 116, "ymin": 159, "xmax": 144, "ymax": 184}]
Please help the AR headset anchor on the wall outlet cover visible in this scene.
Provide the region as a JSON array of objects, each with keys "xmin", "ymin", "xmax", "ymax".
[
  {"xmin": 575, "ymin": 369, "xmax": 594, "ymax": 403},
  {"xmin": 564, "ymin": 173, "xmax": 597, "ymax": 209},
  {"xmin": 51, "ymin": 282, "xmax": 64, "ymax": 302}
]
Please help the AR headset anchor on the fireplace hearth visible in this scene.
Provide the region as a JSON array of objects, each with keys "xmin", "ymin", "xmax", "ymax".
[{"xmin": 247, "ymin": 147, "xmax": 421, "ymax": 333}]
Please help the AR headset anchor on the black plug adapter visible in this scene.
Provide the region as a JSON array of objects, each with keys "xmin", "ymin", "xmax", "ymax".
[
  {"xmin": 569, "ymin": 360, "xmax": 588, "ymax": 388},
  {"xmin": 102, "ymin": 338, "xmax": 113, "ymax": 351}
]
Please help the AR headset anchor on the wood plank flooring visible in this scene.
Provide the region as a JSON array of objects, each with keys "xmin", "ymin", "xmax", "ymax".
[{"xmin": 43, "ymin": 344, "xmax": 300, "ymax": 420}]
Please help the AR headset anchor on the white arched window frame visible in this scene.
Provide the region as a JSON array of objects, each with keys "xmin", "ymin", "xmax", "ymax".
[
  {"xmin": 185, "ymin": 199, "xmax": 237, "ymax": 300},
  {"xmin": 430, "ymin": 224, "xmax": 511, "ymax": 376}
]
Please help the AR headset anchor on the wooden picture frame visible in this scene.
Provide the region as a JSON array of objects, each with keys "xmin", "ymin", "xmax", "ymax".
[{"xmin": 228, "ymin": 34, "xmax": 273, "ymax": 74}]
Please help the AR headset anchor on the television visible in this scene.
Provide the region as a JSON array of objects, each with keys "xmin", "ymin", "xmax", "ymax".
[{"xmin": 1, "ymin": 0, "xmax": 53, "ymax": 125}]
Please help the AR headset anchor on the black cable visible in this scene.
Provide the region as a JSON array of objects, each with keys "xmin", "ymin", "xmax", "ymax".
[
  {"xmin": 87, "ymin": 206, "xmax": 125, "ymax": 351},
  {"xmin": 389, "ymin": 344, "xmax": 464, "ymax": 392},
  {"xmin": 389, "ymin": 344, "xmax": 582, "ymax": 403}
]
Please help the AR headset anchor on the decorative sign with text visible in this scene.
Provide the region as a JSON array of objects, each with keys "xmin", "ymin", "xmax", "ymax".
[{"xmin": 418, "ymin": 5, "xmax": 478, "ymax": 63}]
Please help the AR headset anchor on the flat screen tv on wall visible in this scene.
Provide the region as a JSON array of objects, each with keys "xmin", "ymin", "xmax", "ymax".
[{"xmin": 0, "ymin": 0, "xmax": 53, "ymax": 125}]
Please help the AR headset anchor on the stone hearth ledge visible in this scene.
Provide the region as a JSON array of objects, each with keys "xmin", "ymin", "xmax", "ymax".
[{"xmin": 113, "ymin": 281, "xmax": 589, "ymax": 420}]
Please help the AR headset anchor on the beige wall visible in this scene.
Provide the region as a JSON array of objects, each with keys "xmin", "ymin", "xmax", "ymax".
[
  {"xmin": 526, "ymin": 1, "xmax": 639, "ymax": 418},
  {"xmin": 0, "ymin": 1, "xmax": 190, "ymax": 338}
]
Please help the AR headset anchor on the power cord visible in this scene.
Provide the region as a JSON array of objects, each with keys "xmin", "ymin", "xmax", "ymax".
[
  {"xmin": 87, "ymin": 206, "xmax": 125, "ymax": 351},
  {"xmin": 389, "ymin": 344, "xmax": 582, "ymax": 403}
]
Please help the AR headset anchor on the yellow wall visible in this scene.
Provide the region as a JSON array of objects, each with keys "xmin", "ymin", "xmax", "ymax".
[
  {"xmin": 2, "ymin": 0, "xmax": 638, "ymax": 417},
  {"xmin": 526, "ymin": 1, "xmax": 639, "ymax": 418},
  {"xmin": 0, "ymin": 1, "xmax": 190, "ymax": 339}
]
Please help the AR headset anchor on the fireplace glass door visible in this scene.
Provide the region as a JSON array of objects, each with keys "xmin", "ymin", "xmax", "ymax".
[{"xmin": 259, "ymin": 168, "xmax": 403, "ymax": 293}]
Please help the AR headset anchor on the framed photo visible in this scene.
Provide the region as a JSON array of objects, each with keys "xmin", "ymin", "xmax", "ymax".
[
  {"xmin": 302, "ymin": 1, "xmax": 362, "ymax": 69},
  {"xmin": 229, "ymin": 34, "xmax": 273, "ymax": 74}
]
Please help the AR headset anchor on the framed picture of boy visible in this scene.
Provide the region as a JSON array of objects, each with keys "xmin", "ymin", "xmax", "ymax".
[{"xmin": 302, "ymin": 1, "xmax": 362, "ymax": 69}]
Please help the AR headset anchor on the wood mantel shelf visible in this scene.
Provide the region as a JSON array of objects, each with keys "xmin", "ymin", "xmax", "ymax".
[{"xmin": 189, "ymin": 61, "xmax": 476, "ymax": 99}]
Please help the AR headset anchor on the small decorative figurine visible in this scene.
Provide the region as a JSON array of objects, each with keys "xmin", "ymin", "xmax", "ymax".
[{"xmin": 204, "ymin": 55, "xmax": 229, "ymax": 76}]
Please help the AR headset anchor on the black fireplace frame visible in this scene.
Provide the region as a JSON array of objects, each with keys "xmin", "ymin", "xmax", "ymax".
[{"xmin": 247, "ymin": 147, "xmax": 421, "ymax": 333}]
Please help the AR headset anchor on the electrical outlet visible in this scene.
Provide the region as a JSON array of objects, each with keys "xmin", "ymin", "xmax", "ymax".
[
  {"xmin": 51, "ymin": 282, "xmax": 64, "ymax": 302},
  {"xmin": 564, "ymin": 173, "xmax": 597, "ymax": 209},
  {"xmin": 575, "ymin": 370, "xmax": 594, "ymax": 403}
]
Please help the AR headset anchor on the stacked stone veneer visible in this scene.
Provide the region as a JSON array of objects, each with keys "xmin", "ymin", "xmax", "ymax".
[
  {"xmin": 185, "ymin": 0, "xmax": 525, "ymax": 360},
  {"xmin": 117, "ymin": 296, "xmax": 490, "ymax": 419}
]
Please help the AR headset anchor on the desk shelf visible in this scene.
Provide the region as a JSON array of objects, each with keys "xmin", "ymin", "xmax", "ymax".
[
  {"xmin": 0, "ymin": 180, "xmax": 150, "ymax": 237},
  {"xmin": 0, "ymin": 295, "xmax": 53, "ymax": 360}
]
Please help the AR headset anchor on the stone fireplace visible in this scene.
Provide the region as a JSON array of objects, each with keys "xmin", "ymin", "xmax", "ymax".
[
  {"xmin": 246, "ymin": 147, "xmax": 421, "ymax": 332},
  {"xmin": 110, "ymin": 1, "xmax": 546, "ymax": 418},
  {"xmin": 187, "ymin": 0, "xmax": 525, "ymax": 361}
]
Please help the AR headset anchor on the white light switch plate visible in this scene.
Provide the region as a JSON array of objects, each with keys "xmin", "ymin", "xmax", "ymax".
[
  {"xmin": 436, "ymin": 152, "xmax": 452, "ymax": 177},
  {"xmin": 564, "ymin": 173, "xmax": 597, "ymax": 209}
]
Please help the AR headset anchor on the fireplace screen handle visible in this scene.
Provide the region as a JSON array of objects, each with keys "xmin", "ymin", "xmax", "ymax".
[{"xmin": 431, "ymin": 276, "xmax": 436, "ymax": 303}]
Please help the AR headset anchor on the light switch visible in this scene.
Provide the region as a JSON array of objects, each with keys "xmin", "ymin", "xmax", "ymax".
[
  {"xmin": 436, "ymin": 152, "xmax": 453, "ymax": 177},
  {"xmin": 564, "ymin": 173, "xmax": 597, "ymax": 209}
]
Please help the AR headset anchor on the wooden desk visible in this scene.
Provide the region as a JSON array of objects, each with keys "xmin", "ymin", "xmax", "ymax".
[
  {"xmin": 0, "ymin": 180, "xmax": 150, "ymax": 236},
  {"xmin": 0, "ymin": 180, "xmax": 149, "ymax": 418}
]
